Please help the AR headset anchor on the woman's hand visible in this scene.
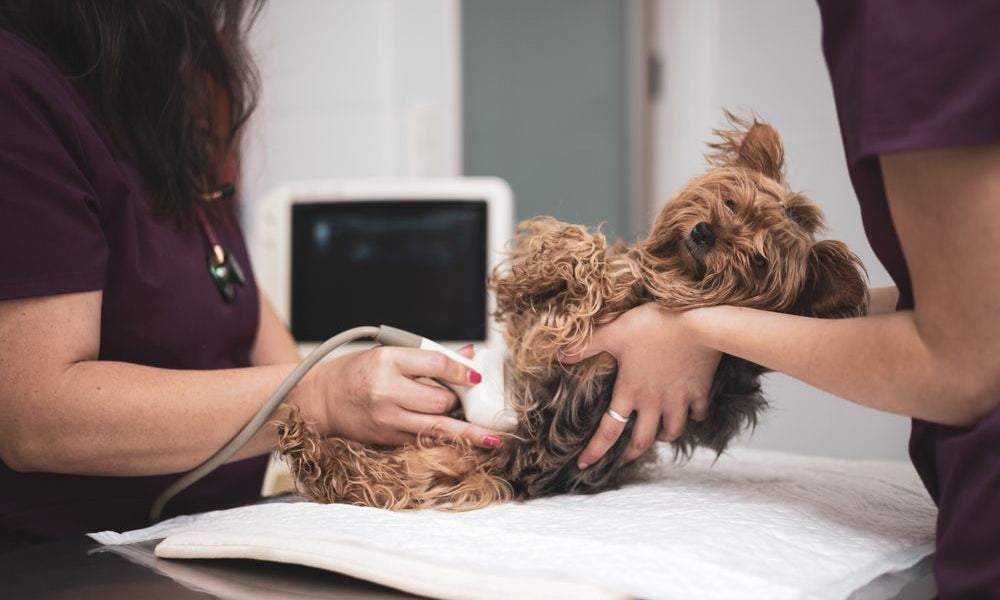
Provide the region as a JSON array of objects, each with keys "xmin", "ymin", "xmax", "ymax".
[
  {"xmin": 562, "ymin": 303, "xmax": 721, "ymax": 468},
  {"xmin": 309, "ymin": 345, "xmax": 503, "ymax": 450}
]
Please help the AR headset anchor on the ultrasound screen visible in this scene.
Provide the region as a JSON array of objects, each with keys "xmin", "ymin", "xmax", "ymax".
[{"xmin": 291, "ymin": 200, "xmax": 488, "ymax": 342}]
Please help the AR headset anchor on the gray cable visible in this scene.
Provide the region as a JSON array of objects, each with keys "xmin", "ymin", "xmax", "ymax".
[{"xmin": 149, "ymin": 325, "xmax": 383, "ymax": 522}]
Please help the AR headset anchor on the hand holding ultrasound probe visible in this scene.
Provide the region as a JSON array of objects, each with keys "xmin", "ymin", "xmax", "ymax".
[{"xmin": 304, "ymin": 341, "xmax": 503, "ymax": 448}]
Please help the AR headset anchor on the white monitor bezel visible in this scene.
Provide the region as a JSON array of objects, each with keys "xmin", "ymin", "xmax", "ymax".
[{"xmin": 252, "ymin": 177, "xmax": 513, "ymax": 356}]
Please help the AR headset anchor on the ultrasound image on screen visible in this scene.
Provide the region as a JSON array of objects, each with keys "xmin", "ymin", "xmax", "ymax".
[{"xmin": 291, "ymin": 200, "xmax": 488, "ymax": 342}]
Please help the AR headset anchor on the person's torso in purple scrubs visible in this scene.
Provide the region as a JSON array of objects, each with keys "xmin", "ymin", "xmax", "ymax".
[{"xmin": 818, "ymin": 0, "xmax": 1000, "ymax": 595}]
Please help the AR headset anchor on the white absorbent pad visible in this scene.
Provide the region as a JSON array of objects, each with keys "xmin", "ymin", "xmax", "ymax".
[{"xmin": 90, "ymin": 447, "xmax": 937, "ymax": 600}]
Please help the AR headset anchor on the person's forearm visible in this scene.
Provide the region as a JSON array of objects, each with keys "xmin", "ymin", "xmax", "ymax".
[
  {"xmin": 685, "ymin": 306, "xmax": 997, "ymax": 426},
  {"xmin": 250, "ymin": 291, "xmax": 301, "ymax": 365},
  {"xmin": 8, "ymin": 361, "xmax": 314, "ymax": 476}
]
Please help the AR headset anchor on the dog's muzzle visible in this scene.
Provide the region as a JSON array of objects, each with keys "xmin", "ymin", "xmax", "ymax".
[{"xmin": 690, "ymin": 222, "xmax": 716, "ymax": 247}]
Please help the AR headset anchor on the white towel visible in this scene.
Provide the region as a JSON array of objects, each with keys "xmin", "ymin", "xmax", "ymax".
[{"xmin": 91, "ymin": 447, "xmax": 936, "ymax": 600}]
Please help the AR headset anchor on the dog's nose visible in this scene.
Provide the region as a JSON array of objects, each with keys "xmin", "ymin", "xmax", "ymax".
[{"xmin": 691, "ymin": 222, "xmax": 715, "ymax": 247}]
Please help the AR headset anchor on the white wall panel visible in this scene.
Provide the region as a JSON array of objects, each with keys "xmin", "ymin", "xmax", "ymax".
[{"xmin": 242, "ymin": 0, "xmax": 461, "ymax": 247}]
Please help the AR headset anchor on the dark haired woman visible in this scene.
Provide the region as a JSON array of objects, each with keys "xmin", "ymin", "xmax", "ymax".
[{"xmin": 0, "ymin": 0, "xmax": 500, "ymax": 552}]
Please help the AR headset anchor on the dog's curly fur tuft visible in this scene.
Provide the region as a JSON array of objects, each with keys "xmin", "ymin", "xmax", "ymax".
[
  {"xmin": 278, "ymin": 407, "xmax": 513, "ymax": 510},
  {"xmin": 276, "ymin": 113, "xmax": 869, "ymax": 510}
]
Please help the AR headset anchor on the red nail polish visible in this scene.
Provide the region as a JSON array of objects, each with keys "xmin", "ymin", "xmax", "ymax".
[
  {"xmin": 468, "ymin": 370, "xmax": 482, "ymax": 384},
  {"xmin": 482, "ymin": 435, "xmax": 502, "ymax": 448},
  {"xmin": 459, "ymin": 343, "xmax": 474, "ymax": 353}
]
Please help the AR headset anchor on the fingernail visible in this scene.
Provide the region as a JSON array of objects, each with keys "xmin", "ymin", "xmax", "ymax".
[
  {"xmin": 482, "ymin": 435, "xmax": 502, "ymax": 448},
  {"xmin": 577, "ymin": 461, "xmax": 590, "ymax": 470},
  {"xmin": 459, "ymin": 343, "xmax": 474, "ymax": 353},
  {"xmin": 468, "ymin": 369, "xmax": 482, "ymax": 384}
]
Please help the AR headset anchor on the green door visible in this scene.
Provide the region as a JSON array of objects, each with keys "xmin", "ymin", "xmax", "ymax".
[{"xmin": 462, "ymin": 0, "xmax": 630, "ymax": 240}]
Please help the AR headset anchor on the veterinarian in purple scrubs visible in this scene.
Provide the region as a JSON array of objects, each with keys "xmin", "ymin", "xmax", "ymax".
[
  {"xmin": 0, "ymin": 1, "xmax": 498, "ymax": 553},
  {"xmin": 572, "ymin": 1, "xmax": 1000, "ymax": 596}
]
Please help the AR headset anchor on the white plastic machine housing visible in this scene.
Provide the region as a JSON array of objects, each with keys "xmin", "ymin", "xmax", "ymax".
[{"xmin": 251, "ymin": 177, "xmax": 514, "ymax": 359}]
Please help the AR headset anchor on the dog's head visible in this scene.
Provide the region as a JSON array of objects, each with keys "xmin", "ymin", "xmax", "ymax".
[{"xmin": 640, "ymin": 113, "xmax": 867, "ymax": 318}]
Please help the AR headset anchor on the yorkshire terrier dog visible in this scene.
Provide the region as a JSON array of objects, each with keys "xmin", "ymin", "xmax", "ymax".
[{"xmin": 276, "ymin": 113, "xmax": 868, "ymax": 510}]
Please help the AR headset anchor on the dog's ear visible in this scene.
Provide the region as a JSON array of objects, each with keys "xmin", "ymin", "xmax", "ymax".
[
  {"xmin": 490, "ymin": 218, "xmax": 607, "ymax": 316},
  {"xmin": 707, "ymin": 112, "xmax": 785, "ymax": 181},
  {"xmin": 783, "ymin": 193, "xmax": 824, "ymax": 234},
  {"xmin": 795, "ymin": 240, "xmax": 869, "ymax": 319}
]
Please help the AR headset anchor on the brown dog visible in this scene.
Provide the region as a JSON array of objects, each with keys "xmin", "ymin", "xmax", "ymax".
[{"xmin": 275, "ymin": 113, "xmax": 869, "ymax": 510}]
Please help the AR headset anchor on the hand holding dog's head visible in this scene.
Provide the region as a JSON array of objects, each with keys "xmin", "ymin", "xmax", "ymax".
[{"xmin": 492, "ymin": 114, "xmax": 868, "ymax": 381}]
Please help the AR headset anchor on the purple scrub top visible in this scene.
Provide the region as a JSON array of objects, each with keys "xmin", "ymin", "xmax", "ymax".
[
  {"xmin": 0, "ymin": 30, "xmax": 266, "ymax": 551},
  {"xmin": 818, "ymin": 0, "xmax": 1000, "ymax": 595}
]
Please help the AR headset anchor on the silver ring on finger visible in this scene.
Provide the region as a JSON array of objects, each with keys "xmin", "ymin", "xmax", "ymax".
[{"xmin": 606, "ymin": 408, "xmax": 631, "ymax": 424}]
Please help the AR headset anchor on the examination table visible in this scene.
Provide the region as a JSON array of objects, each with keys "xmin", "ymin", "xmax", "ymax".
[{"xmin": 4, "ymin": 447, "xmax": 937, "ymax": 599}]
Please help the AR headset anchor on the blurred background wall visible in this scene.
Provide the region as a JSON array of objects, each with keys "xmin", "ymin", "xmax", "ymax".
[
  {"xmin": 243, "ymin": 0, "xmax": 463, "ymax": 215},
  {"xmin": 244, "ymin": 0, "xmax": 911, "ymax": 460},
  {"xmin": 462, "ymin": 0, "xmax": 629, "ymax": 240}
]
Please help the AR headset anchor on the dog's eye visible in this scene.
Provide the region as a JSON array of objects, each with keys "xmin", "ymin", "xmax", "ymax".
[
  {"xmin": 723, "ymin": 199, "xmax": 737, "ymax": 212},
  {"xmin": 753, "ymin": 253, "xmax": 768, "ymax": 270}
]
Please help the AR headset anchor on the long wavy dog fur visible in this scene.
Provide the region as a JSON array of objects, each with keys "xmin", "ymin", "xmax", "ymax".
[{"xmin": 275, "ymin": 113, "xmax": 869, "ymax": 510}]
